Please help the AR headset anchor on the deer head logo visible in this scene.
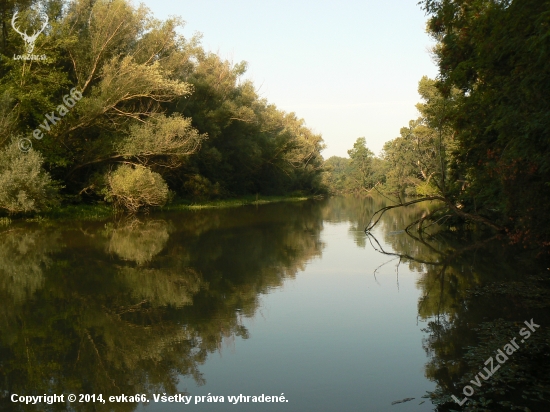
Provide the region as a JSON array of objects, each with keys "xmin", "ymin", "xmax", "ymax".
[{"xmin": 11, "ymin": 11, "xmax": 48, "ymax": 55}]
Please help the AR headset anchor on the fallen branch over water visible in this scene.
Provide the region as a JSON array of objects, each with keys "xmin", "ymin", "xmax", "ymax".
[
  {"xmin": 364, "ymin": 195, "xmax": 503, "ymax": 233},
  {"xmin": 391, "ymin": 397, "xmax": 415, "ymax": 405}
]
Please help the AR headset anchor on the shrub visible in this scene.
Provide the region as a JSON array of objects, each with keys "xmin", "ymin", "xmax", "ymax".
[
  {"xmin": 106, "ymin": 164, "xmax": 169, "ymax": 212},
  {"xmin": 0, "ymin": 139, "xmax": 59, "ymax": 213},
  {"xmin": 183, "ymin": 174, "xmax": 221, "ymax": 200}
]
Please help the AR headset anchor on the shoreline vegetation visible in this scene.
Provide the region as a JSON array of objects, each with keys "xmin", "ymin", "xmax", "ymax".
[
  {"xmin": 322, "ymin": 0, "xmax": 550, "ymax": 254},
  {"xmin": 163, "ymin": 194, "xmax": 319, "ymax": 211},
  {"xmin": 1, "ymin": 0, "xmax": 326, "ymax": 221},
  {"xmin": 1, "ymin": 0, "xmax": 548, "ymax": 252},
  {"xmin": 0, "ymin": 194, "xmax": 321, "ymax": 223}
]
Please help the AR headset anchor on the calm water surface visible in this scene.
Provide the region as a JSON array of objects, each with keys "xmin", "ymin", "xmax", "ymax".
[{"xmin": 0, "ymin": 196, "xmax": 530, "ymax": 411}]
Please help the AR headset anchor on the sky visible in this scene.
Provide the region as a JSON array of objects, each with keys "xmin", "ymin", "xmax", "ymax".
[{"xmin": 136, "ymin": 0, "xmax": 438, "ymax": 159}]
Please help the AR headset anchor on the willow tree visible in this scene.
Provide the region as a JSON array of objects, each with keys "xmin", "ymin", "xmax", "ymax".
[
  {"xmin": 1, "ymin": 0, "xmax": 205, "ymax": 210},
  {"xmin": 1, "ymin": 0, "xmax": 326, "ymax": 212},
  {"xmin": 170, "ymin": 50, "xmax": 325, "ymax": 197}
]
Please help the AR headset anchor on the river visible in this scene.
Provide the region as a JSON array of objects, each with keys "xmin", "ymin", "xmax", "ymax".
[{"xmin": 1, "ymin": 196, "xmax": 548, "ymax": 411}]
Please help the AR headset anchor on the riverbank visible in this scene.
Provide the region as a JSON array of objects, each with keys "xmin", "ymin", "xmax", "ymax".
[
  {"xmin": 162, "ymin": 194, "xmax": 317, "ymax": 211},
  {"xmin": 0, "ymin": 194, "xmax": 320, "ymax": 223}
]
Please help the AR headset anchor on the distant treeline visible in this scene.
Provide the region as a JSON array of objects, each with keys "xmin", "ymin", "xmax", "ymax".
[
  {"xmin": 0, "ymin": 0, "xmax": 325, "ymax": 214},
  {"xmin": 325, "ymin": 0, "xmax": 550, "ymax": 251},
  {"xmin": 324, "ymin": 76, "xmax": 451, "ymax": 199}
]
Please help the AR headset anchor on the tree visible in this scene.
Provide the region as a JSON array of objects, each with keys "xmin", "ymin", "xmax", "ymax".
[
  {"xmin": 346, "ymin": 137, "xmax": 376, "ymax": 193},
  {"xmin": 323, "ymin": 156, "xmax": 350, "ymax": 194},
  {"xmin": 420, "ymin": 0, "xmax": 550, "ymax": 247},
  {"xmin": 0, "ymin": 0, "xmax": 326, "ymax": 213},
  {"xmin": 381, "ymin": 77, "xmax": 456, "ymax": 199},
  {"xmin": 171, "ymin": 50, "xmax": 325, "ymax": 197},
  {"xmin": 323, "ymin": 138, "xmax": 388, "ymax": 195}
]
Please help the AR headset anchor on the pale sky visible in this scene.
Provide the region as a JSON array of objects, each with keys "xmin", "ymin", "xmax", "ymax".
[{"xmin": 137, "ymin": 0, "xmax": 438, "ymax": 159}]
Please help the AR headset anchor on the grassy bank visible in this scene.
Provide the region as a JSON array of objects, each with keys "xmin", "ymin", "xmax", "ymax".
[
  {"xmin": 162, "ymin": 194, "xmax": 317, "ymax": 211},
  {"xmin": 0, "ymin": 194, "xmax": 320, "ymax": 223}
]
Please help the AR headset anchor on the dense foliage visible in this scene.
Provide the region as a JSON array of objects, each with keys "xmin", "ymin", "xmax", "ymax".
[
  {"xmin": 419, "ymin": 0, "xmax": 550, "ymax": 248},
  {"xmin": 0, "ymin": 202, "xmax": 325, "ymax": 409},
  {"xmin": 0, "ymin": 138, "xmax": 59, "ymax": 212},
  {"xmin": 0, "ymin": 0, "xmax": 325, "ymax": 213},
  {"xmin": 324, "ymin": 77, "xmax": 454, "ymax": 201},
  {"xmin": 323, "ymin": 138, "xmax": 387, "ymax": 195},
  {"xmin": 325, "ymin": 0, "xmax": 550, "ymax": 250}
]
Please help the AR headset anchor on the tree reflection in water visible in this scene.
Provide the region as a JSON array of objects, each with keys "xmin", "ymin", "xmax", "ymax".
[
  {"xmin": 362, "ymin": 195, "xmax": 550, "ymax": 411},
  {"xmin": 0, "ymin": 201, "xmax": 325, "ymax": 411},
  {"xmin": 1, "ymin": 197, "xmax": 547, "ymax": 411}
]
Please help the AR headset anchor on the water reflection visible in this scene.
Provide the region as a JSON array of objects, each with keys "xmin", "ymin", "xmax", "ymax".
[
  {"xmin": 0, "ymin": 196, "xmax": 545, "ymax": 411},
  {"xmin": 108, "ymin": 219, "xmax": 171, "ymax": 265},
  {"xmin": 0, "ymin": 201, "xmax": 325, "ymax": 411},
  {"xmin": 0, "ymin": 227, "xmax": 61, "ymax": 304},
  {"xmin": 353, "ymin": 195, "xmax": 549, "ymax": 411}
]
